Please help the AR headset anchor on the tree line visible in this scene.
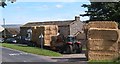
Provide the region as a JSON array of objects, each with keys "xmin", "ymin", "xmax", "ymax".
[{"xmin": 81, "ymin": 1, "xmax": 120, "ymax": 24}]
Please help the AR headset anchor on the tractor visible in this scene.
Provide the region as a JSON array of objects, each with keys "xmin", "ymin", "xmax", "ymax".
[{"xmin": 51, "ymin": 35, "xmax": 82, "ymax": 54}]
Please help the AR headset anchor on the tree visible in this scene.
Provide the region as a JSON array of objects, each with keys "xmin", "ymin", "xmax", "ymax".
[
  {"xmin": 80, "ymin": 1, "xmax": 120, "ymax": 23},
  {"xmin": 0, "ymin": 0, "xmax": 16, "ymax": 8}
]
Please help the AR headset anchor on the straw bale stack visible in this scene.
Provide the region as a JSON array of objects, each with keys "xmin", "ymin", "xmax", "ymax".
[
  {"xmin": 87, "ymin": 30, "xmax": 119, "ymax": 60},
  {"xmin": 118, "ymin": 30, "xmax": 120, "ymax": 56},
  {"xmin": 86, "ymin": 21, "xmax": 119, "ymax": 61},
  {"xmin": 31, "ymin": 25, "xmax": 58, "ymax": 46},
  {"xmin": 88, "ymin": 50, "xmax": 118, "ymax": 60}
]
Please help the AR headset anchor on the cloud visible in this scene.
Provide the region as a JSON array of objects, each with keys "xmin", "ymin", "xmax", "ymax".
[
  {"xmin": 56, "ymin": 4, "xmax": 63, "ymax": 8},
  {"xmin": 80, "ymin": 16, "xmax": 89, "ymax": 21}
]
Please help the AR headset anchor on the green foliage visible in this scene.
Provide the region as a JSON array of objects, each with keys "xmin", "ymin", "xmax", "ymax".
[
  {"xmin": 88, "ymin": 56, "xmax": 120, "ymax": 63},
  {"xmin": 1, "ymin": 43, "xmax": 62, "ymax": 57},
  {"xmin": 88, "ymin": 60, "xmax": 119, "ymax": 64},
  {"xmin": 113, "ymin": 56, "xmax": 120, "ymax": 63},
  {"xmin": 81, "ymin": 2, "xmax": 120, "ymax": 23}
]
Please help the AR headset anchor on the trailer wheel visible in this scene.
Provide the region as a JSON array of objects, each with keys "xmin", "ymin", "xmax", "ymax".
[{"xmin": 66, "ymin": 45, "xmax": 73, "ymax": 54}]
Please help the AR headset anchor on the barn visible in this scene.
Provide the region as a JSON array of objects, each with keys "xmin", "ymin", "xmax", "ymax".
[
  {"xmin": 21, "ymin": 16, "xmax": 84, "ymax": 37},
  {"xmin": 20, "ymin": 16, "xmax": 85, "ymax": 45}
]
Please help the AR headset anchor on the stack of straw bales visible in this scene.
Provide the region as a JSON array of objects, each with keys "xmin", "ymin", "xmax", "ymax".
[
  {"xmin": 86, "ymin": 21, "xmax": 119, "ymax": 61},
  {"xmin": 118, "ymin": 30, "xmax": 120, "ymax": 56},
  {"xmin": 32, "ymin": 25, "xmax": 58, "ymax": 46},
  {"xmin": 20, "ymin": 25, "xmax": 58, "ymax": 47}
]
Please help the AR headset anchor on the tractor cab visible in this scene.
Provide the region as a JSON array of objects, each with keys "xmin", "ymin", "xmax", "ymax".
[{"xmin": 66, "ymin": 35, "xmax": 76, "ymax": 45}]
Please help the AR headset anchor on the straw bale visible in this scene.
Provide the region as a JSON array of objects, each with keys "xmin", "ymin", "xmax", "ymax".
[
  {"xmin": 88, "ymin": 54, "xmax": 117, "ymax": 60},
  {"xmin": 88, "ymin": 40, "xmax": 118, "ymax": 46},
  {"xmin": 87, "ymin": 40, "xmax": 116, "ymax": 46},
  {"xmin": 44, "ymin": 30, "xmax": 50, "ymax": 35},
  {"xmin": 87, "ymin": 50, "xmax": 118, "ymax": 60},
  {"xmin": 88, "ymin": 50, "xmax": 117, "ymax": 54},
  {"xmin": 44, "ymin": 40, "xmax": 51, "ymax": 46},
  {"xmin": 88, "ymin": 21, "xmax": 118, "ymax": 29},
  {"xmin": 49, "ymin": 25, "xmax": 58, "ymax": 30},
  {"xmin": 50, "ymin": 30, "xmax": 57, "ymax": 35},
  {"xmin": 44, "ymin": 35, "xmax": 51, "ymax": 40},
  {"xmin": 88, "ymin": 29, "xmax": 119, "ymax": 41},
  {"xmin": 44, "ymin": 25, "xmax": 50, "ymax": 30},
  {"xmin": 88, "ymin": 45, "xmax": 118, "ymax": 51}
]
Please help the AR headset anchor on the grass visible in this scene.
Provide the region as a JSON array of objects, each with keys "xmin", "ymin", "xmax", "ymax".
[
  {"xmin": 88, "ymin": 60, "xmax": 115, "ymax": 64},
  {"xmin": 82, "ymin": 47, "xmax": 86, "ymax": 50},
  {"xmin": 88, "ymin": 60, "xmax": 114, "ymax": 62},
  {"xmin": 1, "ymin": 43, "xmax": 62, "ymax": 57},
  {"xmin": 113, "ymin": 56, "xmax": 120, "ymax": 63},
  {"xmin": 88, "ymin": 59, "xmax": 120, "ymax": 64}
]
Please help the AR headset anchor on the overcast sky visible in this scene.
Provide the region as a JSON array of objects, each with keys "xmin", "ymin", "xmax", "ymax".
[{"xmin": 0, "ymin": 0, "xmax": 90, "ymax": 25}]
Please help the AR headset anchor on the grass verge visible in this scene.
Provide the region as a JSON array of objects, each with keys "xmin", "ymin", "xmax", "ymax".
[
  {"xmin": 88, "ymin": 60, "xmax": 113, "ymax": 62},
  {"xmin": 1, "ymin": 43, "xmax": 62, "ymax": 57},
  {"xmin": 88, "ymin": 60, "xmax": 120, "ymax": 64}
]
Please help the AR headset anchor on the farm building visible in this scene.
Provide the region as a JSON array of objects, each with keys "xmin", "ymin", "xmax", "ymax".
[
  {"xmin": 20, "ymin": 16, "xmax": 85, "ymax": 47},
  {"xmin": 2, "ymin": 28, "xmax": 20, "ymax": 38},
  {"xmin": 21, "ymin": 16, "xmax": 84, "ymax": 38}
]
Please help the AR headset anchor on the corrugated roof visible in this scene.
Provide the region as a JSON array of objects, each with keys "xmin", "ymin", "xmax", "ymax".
[
  {"xmin": 22, "ymin": 20, "xmax": 75, "ymax": 27},
  {"xmin": 5, "ymin": 28, "xmax": 20, "ymax": 35}
]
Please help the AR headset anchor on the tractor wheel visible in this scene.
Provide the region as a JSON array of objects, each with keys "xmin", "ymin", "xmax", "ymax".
[
  {"xmin": 76, "ymin": 44, "xmax": 82, "ymax": 53},
  {"xmin": 66, "ymin": 45, "xmax": 73, "ymax": 54}
]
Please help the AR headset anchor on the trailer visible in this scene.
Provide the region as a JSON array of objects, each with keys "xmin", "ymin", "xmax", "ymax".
[
  {"xmin": 20, "ymin": 25, "xmax": 58, "ymax": 47},
  {"xmin": 20, "ymin": 25, "xmax": 82, "ymax": 54}
]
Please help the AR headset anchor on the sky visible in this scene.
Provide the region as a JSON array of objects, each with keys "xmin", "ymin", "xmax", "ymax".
[{"xmin": 0, "ymin": 0, "xmax": 90, "ymax": 25}]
